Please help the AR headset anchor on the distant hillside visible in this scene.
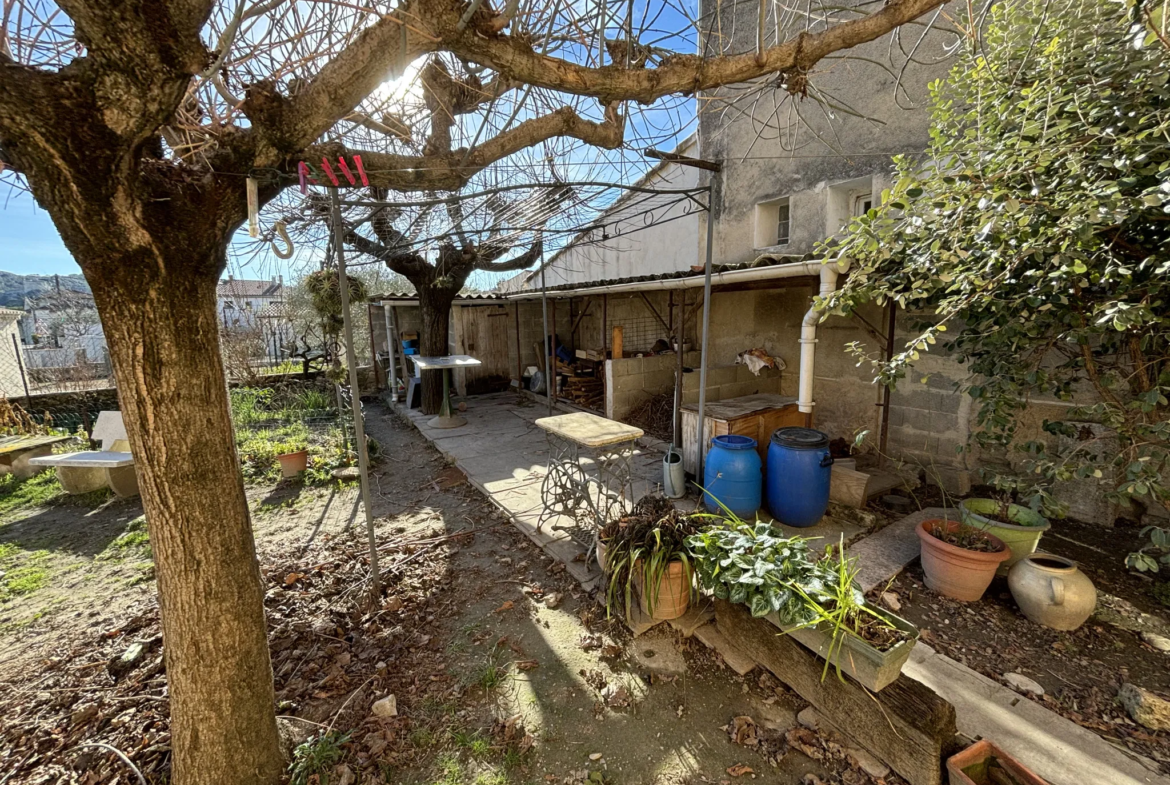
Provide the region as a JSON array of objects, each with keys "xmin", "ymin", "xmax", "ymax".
[{"xmin": 0, "ymin": 272, "xmax": 90, "ymax": 308}]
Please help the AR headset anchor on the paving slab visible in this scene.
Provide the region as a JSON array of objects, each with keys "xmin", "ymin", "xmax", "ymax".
[
  {"xmin": 905, "ymin": 643, "xmax": 1170, "ymax": 785},
  {"xmin": 629, "ymin": 627, "xmax": 688, "ymax": 675},
  {"xmin": 849, "ymin": 507, "xmax": 951, "ymax": 593}
]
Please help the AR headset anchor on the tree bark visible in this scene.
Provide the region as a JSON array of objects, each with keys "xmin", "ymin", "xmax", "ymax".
[
  {"xmin": 89, "ymin": 249, "xmax": 283, "ymax": 785},
  {"xmin": 417, "ymin": 282, "xmax": 459, "ymax": 414}
]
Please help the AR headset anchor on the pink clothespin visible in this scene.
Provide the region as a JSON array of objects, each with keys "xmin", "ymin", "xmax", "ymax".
[
  {"xmin": 353, "ymin": 155, "xmax": 369, "ymax": 187},
  {"xmin": 320, "ymin": 157, "xmax": 340, "ymax": 186},
  {"xmin": 337, "ymin": 157, "xmax": 357, "ymax": 186},
  {"xmin": 298, "ymin": 162, "xmax": 309, "ymax": 194}
]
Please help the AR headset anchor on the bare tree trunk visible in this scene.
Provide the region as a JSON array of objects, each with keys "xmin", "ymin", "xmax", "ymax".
[
  {"xmin": 89, "ymin": 254, "xmax": 284, "ymax": 785},
  {"xmin": 418, "ymin": 284, "xmax": 458, "ymax": 414}
]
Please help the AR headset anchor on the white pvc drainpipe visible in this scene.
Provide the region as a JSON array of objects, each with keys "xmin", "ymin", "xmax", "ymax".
[{"xmin": 798, "ymin": 259, "xmax": 851, "ymax": 414}]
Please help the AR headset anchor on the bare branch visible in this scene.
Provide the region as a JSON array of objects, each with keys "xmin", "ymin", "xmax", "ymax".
[{"xmin": 444, "ymin": 0, "xmax": 946, "ymax": 104}]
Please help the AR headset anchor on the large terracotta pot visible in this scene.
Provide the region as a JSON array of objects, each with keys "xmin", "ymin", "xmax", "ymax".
[
  {"xmin": 1008, "ymin": 553, "xmax": 1097, "ymax": 631},
  {"xmin": 276, "ymin": 449, "xmax": 308, "ymax": 478},
  {"xmin": 637, "ymin": 561, "xmax": 692, "ymax": 620},
  {"xmin": 917, "ymin": 520, "xmax": 1011, "ymax": 602}
]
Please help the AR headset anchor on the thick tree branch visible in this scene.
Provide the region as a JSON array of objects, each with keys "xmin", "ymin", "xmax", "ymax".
[
  {"xmin": 344, "ymin": 227, "xmax": 432, "ymax": 279},
  {"xmin": 443, "ymin": 0, "xmax": 945, "ymax": 104},
  {"xmin": 478, "ymin": 239, "xmax": 544, "ymax": 272},
  {"xmin": 245, "ymin": 11, "xmax": 438, "ymax": 160},
  {"xmin": 307, "ymin": 104, "xmax": 622, "ymax": 191},
  {"xmin": 56, "ymin": 0, "xmax": 212, "ymax": 73}
]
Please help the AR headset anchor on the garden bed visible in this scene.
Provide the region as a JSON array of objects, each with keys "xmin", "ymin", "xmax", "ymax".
[{"xmin": 876, "ymin": 516, "xmax": 1170, "ymax": 773}]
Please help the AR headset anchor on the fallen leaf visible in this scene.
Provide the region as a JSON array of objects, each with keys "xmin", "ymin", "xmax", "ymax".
[
  {"xmin": 726, "ymin": 764, "xmax": 754, "ymax": 777},
  {"xmin": 284, "ymin": 572, "xmax": 303, "ymax": 585},
  {"xmin": 515, "ymin": 660, "xmax": 539, "ymax": 671},
  {"xmin": 494, "ymin": 601, "xmax": 515, "ymax": 613}
]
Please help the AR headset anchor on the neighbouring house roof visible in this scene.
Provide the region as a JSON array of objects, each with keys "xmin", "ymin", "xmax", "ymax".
[
  {"xmin": 217, "ymin": 277, "xmax": 283, "ymax": 299},
  {"xmin": 256, "ymin": 302, "xmax": 291, "ymax": 319},
  {"xmin": 0, "ymin": 308, "xmax": 24, "ymax": 318}
]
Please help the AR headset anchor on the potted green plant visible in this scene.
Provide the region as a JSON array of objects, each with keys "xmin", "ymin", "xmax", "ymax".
[
  {"xmin": 918, "ymin": 518, "xmax": 1011, "ymax": 601},
  {"xmin": 604, "ymin": 496, "xmax": 702, "ymax": 621},
  {"xmin": 958, "ymin": 496, "xmax": 1050, "ymax": 575},
  {"xmin": 687, "ymin": 517, "xmax": 918, "ymax": 692}
]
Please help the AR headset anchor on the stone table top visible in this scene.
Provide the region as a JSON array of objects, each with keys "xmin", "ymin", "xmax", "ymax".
[
  {"xmin": 0, "ymin": 435, "xmax": 69, "ymax": 455},
  {"xmin": 411, "ymin": 355, "xmax": 482, "ymax": 370},
  {"xmin": 536, "ymin": 412, "xmax": 643, "ymax": 448},
  {"xmin": 30, "ymin": 451, "xmax": 135, "ymax": 468}
]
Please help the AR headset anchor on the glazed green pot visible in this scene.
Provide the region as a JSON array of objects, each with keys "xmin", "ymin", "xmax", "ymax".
[{"xmin": 958, "ymin": 499, "xmax": 1050, "ymax": 576}]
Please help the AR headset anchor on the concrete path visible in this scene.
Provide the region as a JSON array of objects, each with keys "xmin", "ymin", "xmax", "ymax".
[{"xmin": 395, "ymin": 393, "xmax": 667, "ymax": 589}]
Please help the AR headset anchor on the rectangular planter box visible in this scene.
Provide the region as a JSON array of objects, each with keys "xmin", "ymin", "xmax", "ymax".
[
  {"xmin": 946, "ymin": 740, "xmax": 1049, "ymax": 785},
  {"xmin": 765, "ymin": 607, "xmax": 919, "ymax": 692}
]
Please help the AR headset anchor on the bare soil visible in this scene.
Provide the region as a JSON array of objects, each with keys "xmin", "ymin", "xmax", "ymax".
[{"xmin": 0, "ymin": 405, "xmax": 900, "ymax": 785}]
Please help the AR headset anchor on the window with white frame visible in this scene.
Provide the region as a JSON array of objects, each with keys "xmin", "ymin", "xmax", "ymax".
[
  {"xmin": 754, "ymin": 197, "xmax": 791, "ymax": 249},
  {"xmin": 853, "ymin": 192, "xmax": 873, "ymax": 217}
]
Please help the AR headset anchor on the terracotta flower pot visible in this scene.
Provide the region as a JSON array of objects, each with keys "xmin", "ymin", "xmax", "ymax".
[
  {"xmin": 637, "ymin": 561, "xmax": 692, "ymax": 620},
  {"xmin": 946, "ymin": 740, "xmax": 1048, "ymax": 785},
  {"xmin": 276, "ymin": 449, "xmax": 309, "ymax": 478},
  {"xmin": 918, "ymin": 519, "xmax": 1011, "ymax": 602}
]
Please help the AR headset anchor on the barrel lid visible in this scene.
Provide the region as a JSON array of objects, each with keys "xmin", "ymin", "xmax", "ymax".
[
  {"xmin": 770, "ymin": 427, "xmax": 829, "ymax": 449},
  {"xmin": 711, "ymin": 434, "xmax": 757, "ymax": 450}
]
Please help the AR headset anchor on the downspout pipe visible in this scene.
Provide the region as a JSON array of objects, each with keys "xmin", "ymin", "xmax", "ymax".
[{"xmin": 797, "ymin": 259, "xmax": 851, "ymax": 415}]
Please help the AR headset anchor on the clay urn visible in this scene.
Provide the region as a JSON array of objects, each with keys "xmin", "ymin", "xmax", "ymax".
[{"xmin": 1008, "ymin": 553, "xmax": 1097, "ymax": 631}]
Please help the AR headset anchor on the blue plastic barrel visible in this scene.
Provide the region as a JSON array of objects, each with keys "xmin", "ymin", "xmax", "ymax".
[
  {"xmin": 704, "ymin": 435, "xmax": 762, "ymax": 519},
  {"xmin": 766, "ymin": 427, "xmax": 833, "ymax": 527}
]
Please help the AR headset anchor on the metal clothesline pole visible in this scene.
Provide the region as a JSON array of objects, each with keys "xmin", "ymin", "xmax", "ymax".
[
  {"xmin": 330, "ymin": 189, "xmax": 381, "ymax": 597},
  {"xmin": 540, "ymin": 264, "xmax": 552, "ymax": 415},
  {"xmin": 695, "ymin": 177, "xmax": 719, "ymax": 487}
]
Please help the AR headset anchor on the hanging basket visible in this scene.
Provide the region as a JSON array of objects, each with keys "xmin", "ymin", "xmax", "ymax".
[{"xmin": 306, "ymin": 269, "xmax": 368, "ymax": 327}]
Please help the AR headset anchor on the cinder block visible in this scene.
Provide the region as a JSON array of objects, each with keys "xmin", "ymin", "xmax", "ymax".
[
  {"xmin": 612, "ymin": 358, "xmax": 643, "ymax": 377},
  {"xmin": 901, "ymin": 408, "xmax": 933, "ymax": 432},
  {"xmin": 930, "ymin": 410, "xmax": 960, "ymax": 434},
  {"xmin": 643, "ymin": 369, "xmax": 675, "ymax": 392}
]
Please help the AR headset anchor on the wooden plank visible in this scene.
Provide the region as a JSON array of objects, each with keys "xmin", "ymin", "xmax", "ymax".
[
  {"xmin": 680, "ymin": 393, "xmax": 798, "ymax": 420},
  {"xmin": 611, "ymin": 325, "xmax": 623, "ymax": 360},
  {"xmin": 715, "ymin": 599, "xmax": 956, "ymax": 785}
]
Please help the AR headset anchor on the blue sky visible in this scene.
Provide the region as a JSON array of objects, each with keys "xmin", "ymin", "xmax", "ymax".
[{"xmin": 0, "ymin": 197, "xmax": 81, "ymax": 276}]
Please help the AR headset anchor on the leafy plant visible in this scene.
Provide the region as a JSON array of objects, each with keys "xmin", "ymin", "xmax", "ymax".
[
  {"xmin": 288, "ymin": 731, "xmax": 350, "ymax": 785},
  {"xmin": 824, "ymin": 0, "xmax": 1170, "ymax": 522},
  {"xmin": 688, "ymin": 514, "xmax": 903, "ymax": 681},
  {"xmin": 1127, "ymin": 525, "xmax": 1170, "ymax": 572},
  {"xmin": 686, "ymin": 519, "xmax": 826, "ymax": 620},
  {"xmin": 785, "ymin": 538, "xmax": 905, "ymax": 682},
  {"xmin": 603, "ymin": 496, "xmax": 702, "ymax": 618}
]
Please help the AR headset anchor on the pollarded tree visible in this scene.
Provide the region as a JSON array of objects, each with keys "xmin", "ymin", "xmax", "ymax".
[
  {"xmin": 826, "ymin": 0, "xmax": 1170, "ymax": 530},
  {"xmin": 343, "ymin": 180, "xmax": 562, "ymax": 412},
  {"xmin": 0, "ymin": 1, "xmax": 956, "ymax": 782}
]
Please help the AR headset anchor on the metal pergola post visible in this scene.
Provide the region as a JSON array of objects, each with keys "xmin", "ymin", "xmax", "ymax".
[
  {"xmin": 540, "ymin": 264, "xmax": 552, "ymax": 415},
  {"xmin": 383, "ymin": 303, "xmax": 397, "ymax": 402},
  {"xmin": 330, "ymin": 190, "xmax": 380, "ymax": 597}
]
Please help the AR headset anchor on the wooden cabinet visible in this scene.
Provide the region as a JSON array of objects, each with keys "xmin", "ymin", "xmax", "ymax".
[{"xmin": 681, "ymin": 394, "xmax": 807, "ymax": 476}]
